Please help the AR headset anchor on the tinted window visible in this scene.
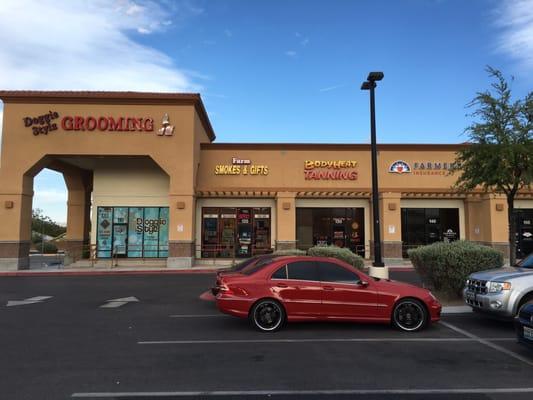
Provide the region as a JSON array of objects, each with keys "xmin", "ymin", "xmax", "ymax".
[
  {"xmin": 287, "ymin": 261, "xmax": 319, "ymax": 281},
  {"xmin": 271, "ymin": 265, "xmax": 287, "ymax": 279},
  {"xmin": 318, "ymin": 262, "xmax": 360, "ymax": 284},
  {"xmin": 241, "ymin": 259, "xmax": 273, "ymax": 275},
  {"xmin": 233, "ymin": 257, "xmax": 259, "ymax": 272}
]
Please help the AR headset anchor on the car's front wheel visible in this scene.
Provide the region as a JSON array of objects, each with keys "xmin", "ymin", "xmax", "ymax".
[
  {"xmin": 392, "ymin": 298, "xmax": 427, "ymax": 332},
  {"xmin": 250, "ymin": 299, "xmax": 285, "ymax": 332}
]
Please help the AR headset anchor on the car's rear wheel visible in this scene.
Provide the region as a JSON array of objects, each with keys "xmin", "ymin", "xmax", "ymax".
[
  {"xmin": 392, "ymin": 298, "xmax": 427, "ymax": 332},
  {"xmin": 250, "ymin": 299, "xmax": 285, "ymax": 332}
]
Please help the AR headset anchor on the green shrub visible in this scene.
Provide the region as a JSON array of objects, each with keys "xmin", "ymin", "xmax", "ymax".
[
  {"xmin": 307, "ymin": 245, "xmax": 364, "ymax": 270},
  {"xmin": 408, "ymin": 240, "xmax": 503, "ymax": 296},
  {"xmin": 272, "ymin": 249, "xmax": 307, "ymax": 256},
  {"xmin": 34, "ymin": 241, "xmax": 58, "ymax": 254}
]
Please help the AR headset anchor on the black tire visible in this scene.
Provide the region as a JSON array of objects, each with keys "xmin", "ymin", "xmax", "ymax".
[
  {"xmin": 250, "ymin": 299, "xmax": 285, "ymax": 332},
  {"xmin": 392, "ymin": 298, "xmax": 428, "ymax": 332},
  {"xmin": 515, "ymin": 293, "xmax": 533, "ymax": 316},
  {"xmin": 517, "ymin": 296, "xmax": 533, "ymax": 316}
]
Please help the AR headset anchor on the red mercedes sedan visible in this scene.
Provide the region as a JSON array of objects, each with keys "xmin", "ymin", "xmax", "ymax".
[{"xmin": 214, "ymin": 256, "xmax": 441, "ymax": 332}]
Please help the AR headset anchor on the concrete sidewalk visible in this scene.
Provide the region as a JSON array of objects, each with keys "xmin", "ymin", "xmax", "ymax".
[{"xmin": 0, "ymin": 262, "xmax": 414, "ymax": 276}]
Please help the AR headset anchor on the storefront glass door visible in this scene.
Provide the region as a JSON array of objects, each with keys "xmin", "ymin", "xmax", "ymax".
[
  {"xmin": 201, "ymin": 207, "xmax": 272, "ymax": 258},
  {"xmin": 401, "ymin": 208, "xmax": 459, "ymax": 257},
  {"xmin": 515, "ymin": 209, "xmax": 533, "ymax": 259},
  {"xmin": 96, "ymin": 206, "xmax": 169, "ymax": 258},
  {"xmin": 295, "ymin": 208, "xmax": 365, "ymax": 257}
]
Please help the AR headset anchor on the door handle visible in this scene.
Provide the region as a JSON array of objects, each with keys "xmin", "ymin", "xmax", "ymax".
[
  {"xmin": 323, "ymin": 286, "xmax": 335, "ymax": 291},
  {"xmin": 276, "ymin": 283, "xmax": 288, "ymax": 288}
]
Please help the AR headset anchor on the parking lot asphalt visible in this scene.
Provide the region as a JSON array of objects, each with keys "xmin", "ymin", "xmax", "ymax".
[{"xmin": 1, "ymin": 272, "xmax": 532, "ymax": 400}]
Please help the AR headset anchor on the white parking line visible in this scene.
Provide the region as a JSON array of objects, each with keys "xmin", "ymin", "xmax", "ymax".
[
  {"xmin": 138, "ymin": 337, "xmax": 516, "ymax": 345},
  {"xmin": 169, "ymin": 314, "xmax": 225, "ymax": 318},
  {"xmin": 440, "ymin": 321, "xmax": 533, "ymax": 367},
  {"xmin": 441, "ymin": 306, "xmax": 472, "ymax": 314},
  {"xmin": 71, "ymin": 387, "xmax": 533, "ymax": 398}
]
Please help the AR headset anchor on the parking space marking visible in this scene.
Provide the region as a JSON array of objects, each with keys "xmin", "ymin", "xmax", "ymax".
[
  {"xmin": 6, "ymin": 296, "xmax": 53, "ymax": 307},
  {"xmin": 169, "ymin": 314, "xmax": 225, "ymax": 318},
  {"xmin": 100, "ymin": 296, "xmax": 139, "ymax": 308},
  {"xmin": 71, "ymin": 387, "xmax": 533, "ymax": 398},
  {"xmin": 440, "ymin": 321, "xmax": 533, "ymax": 367},
  {"xmin": 138, "ymin": 337, "xmax": 515, "ymax": 345}
]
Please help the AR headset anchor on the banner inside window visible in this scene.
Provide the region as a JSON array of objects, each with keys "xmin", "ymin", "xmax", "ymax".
[{"xmin": 96, "ymin": 206, "xmax": 169, "ymax": 258}]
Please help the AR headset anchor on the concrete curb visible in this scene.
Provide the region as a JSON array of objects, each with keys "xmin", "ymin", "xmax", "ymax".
[
  {"xmin": 0, "ymin": 264, "xmax": 414, "ymax": 276},
  {"xmin": 441, "ymin": 306, "xmax": 472, "ymax": 314},
  {"xmin": 0, "ymin": 268, "xmax": 221, "ymax": 277}
]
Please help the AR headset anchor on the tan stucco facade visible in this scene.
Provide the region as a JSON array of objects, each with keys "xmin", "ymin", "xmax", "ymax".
[{"xmin": 0, "ymin": 91, "xmax": 531, "ymax": 270}]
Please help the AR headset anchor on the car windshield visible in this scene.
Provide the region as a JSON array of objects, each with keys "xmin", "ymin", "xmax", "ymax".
[{"xmin": 517, "ymin": 253, "xmax": 533, "ymax": 269}]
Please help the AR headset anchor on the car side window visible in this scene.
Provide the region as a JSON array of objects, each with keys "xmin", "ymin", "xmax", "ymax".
[
  {"xmin": 271, "ymin": 265, "xmax": 287, "ymax": 279},
  {"xmin": 318, "ymin": 262, "xmax": 361, "ymax": 284},
  {"xmin": 287, "ymin": 261, "xmax": 319, "ymax": 281}
]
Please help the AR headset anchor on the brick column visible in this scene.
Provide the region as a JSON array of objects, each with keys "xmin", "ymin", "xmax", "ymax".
[
  {"xmin": 480, "ymin": 194, "xmax": 509, "ymax": 259},
  {"xmin": 379, "ymin": 192, "xmax": 403, "ymax": 260},
  {"xmin": 0, "ymin": 175, "xmax": 33, "ymax": 270},
  {"xmin": 276, "ymin": 192, "xmax": 297, "ymax": 250},
  {"xmin": 61, "ymin": 168, "xmax": 92, "ymax": 260},
  {"xmin": 167, "ymin": 194, "xmax": 196, "ymax": 268}
]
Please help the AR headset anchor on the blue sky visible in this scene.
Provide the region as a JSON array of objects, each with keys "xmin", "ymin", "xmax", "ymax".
[{"xmin": 0, "ymin": 0, "xmax": 532, "ymax": 223}]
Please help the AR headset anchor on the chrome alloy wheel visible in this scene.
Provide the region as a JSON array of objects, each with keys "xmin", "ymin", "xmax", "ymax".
[
  {"xmin": 252, "ymin": 300, "xmax": 284, "ymax": 332},
  {"xmin": 393, "ymin": 299, "xmax": 426, "ymax": 332}
]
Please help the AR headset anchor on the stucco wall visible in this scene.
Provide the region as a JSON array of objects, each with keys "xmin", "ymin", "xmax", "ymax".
[{"xmin": 90, "ymin": 158, "xmax": 169, "ymax": 246}]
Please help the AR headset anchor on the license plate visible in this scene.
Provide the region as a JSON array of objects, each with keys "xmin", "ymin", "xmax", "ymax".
[{"xmin": 524, "ymin": 326, "xmax": 533, "ymax": 341}]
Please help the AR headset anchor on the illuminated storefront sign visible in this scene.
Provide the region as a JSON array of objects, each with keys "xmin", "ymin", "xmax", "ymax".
[
  {"xmin": 23, "ymin": 111, "xmax": 166, "ymax": 135},
  {"xmin": 23, "ymin": 111, "xmax": 60, "ymax": 135},
  {"xmin": 61, "ymin": 116, "xmax": 154, "ymax": 132},
  {"xmin": 388, "ymin": 160, "xmax": 457, "ymax": 176},
  {"xmin": 412, "ymin": 161, "xmax": 456, "ymax": 175},
  {"xmin": 389, "ymin": 160, "xmax": 411, "ymax": 174},
  {"xmin": 214, "ymin": 158, "xmax": 269, "ymax": 175},
  {"xmin": 304, "ymin": 160, "xmax": 358, "ymax": 180}
]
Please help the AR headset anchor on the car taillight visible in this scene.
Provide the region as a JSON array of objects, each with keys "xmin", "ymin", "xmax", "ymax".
[
  {"xmin": 218, "ymin": 284, "xmax": 248, "ymax": 296},
  {"xmin": 218, "ymin": 283, "xmax": 231, "ymax": 293}
]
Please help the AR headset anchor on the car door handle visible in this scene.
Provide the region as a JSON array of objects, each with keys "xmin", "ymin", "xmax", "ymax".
[
  {"xmin": 276, "ymin": 283, "xmax": 288, "ymax": 288},
  {"xmin": 323, "ymin": 286, "xmax": 335, "ymax": 291}
]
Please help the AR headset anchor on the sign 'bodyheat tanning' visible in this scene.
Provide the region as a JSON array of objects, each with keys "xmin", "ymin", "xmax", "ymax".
[{"xmin": 304, "ymin": 160, "xmax": 358, "ymax": 180}]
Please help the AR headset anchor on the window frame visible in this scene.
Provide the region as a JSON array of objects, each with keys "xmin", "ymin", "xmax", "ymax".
[
  {"xmin": 284, "ymin": 260, "xmax": 320, "ymax": 282},
  {"xmin": 270, "ymin": 264, "xmax": 288, "ymax": 280},
  {"xmin": 317, "ymin": 261, "xmax": 362, "ymax": 285}
]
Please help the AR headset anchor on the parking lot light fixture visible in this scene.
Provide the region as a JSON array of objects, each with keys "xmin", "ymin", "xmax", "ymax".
[{"xmin": 361, "ymin": 71, "xmax": 388, "ymax": 279}]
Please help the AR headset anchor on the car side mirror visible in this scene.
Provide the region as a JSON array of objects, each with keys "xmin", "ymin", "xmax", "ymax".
[{"xmin": 359, "ymin": 280, "xmax": 369, "ymax": 287}]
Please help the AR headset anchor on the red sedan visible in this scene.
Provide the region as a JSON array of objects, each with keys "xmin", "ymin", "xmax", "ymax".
[{"xmin": 214, "ymin": 256, "xmax": 441, "ymax": 332}]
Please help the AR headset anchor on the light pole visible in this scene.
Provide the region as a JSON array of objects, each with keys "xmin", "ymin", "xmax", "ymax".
[{"xmin": 361, "ymin": 72, "xmax": 388, "ymax": 278}]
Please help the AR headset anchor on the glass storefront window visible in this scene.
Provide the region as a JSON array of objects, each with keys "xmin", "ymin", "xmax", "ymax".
[
  {"xmin": 97, "ymin": 207, "xmax": 113, "ymax": 258},
  {"xmin": 201, "ymin": 207, "xmax": 272, "ymax": 258},
  {"xmin": 401, "ymin": 208, "xmax": 460, "ymax": 257},
  {"xmin": 127, "ymin": 208, "xmax": 144, "ymax": 257},
  {"xmin": 515, "ymin": 209, "xmax": 533, "ymax": 259},
  {"xmin": 295, "ymin": 208, "xmax": 365, "ymax": 257},
  {"xmin": 96, "ymin": 206, "xmax": 169, "ymax": 258}
]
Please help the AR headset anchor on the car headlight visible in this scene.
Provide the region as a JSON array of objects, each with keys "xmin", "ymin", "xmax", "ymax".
[{"xmin": 487, "ymin": 281, "xmax": 511, "ymax": 293}]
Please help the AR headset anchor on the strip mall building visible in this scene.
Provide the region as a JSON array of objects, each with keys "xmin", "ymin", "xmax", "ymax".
[{"xmin": 0, "ymin": 91, "xmax": 531, "ymax": 270}]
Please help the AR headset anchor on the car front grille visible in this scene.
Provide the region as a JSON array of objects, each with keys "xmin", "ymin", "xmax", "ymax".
[{"xmin": 467, "ymin": 279, "xmax": 487, "ymax": 294}]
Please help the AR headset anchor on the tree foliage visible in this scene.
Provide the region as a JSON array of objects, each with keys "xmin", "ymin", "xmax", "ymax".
[
  {"xmin": 452, "ymin": 67, "xmax": 532, "ymax": 265},
  {"xmin": 31, "ymin": 209, "xmax": 66, "ymax": 241}
]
